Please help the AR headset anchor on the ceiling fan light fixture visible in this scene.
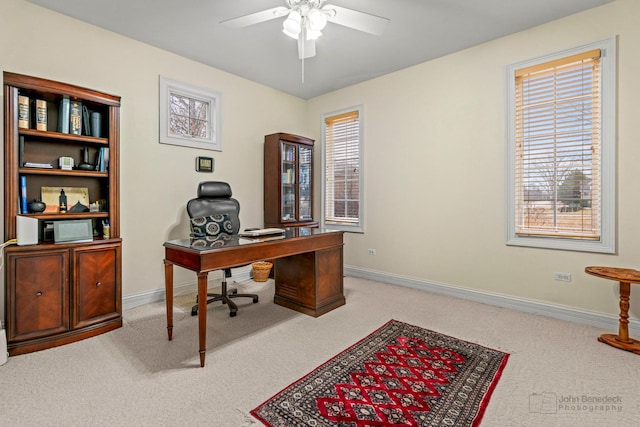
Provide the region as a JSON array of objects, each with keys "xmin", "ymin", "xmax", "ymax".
[
  {"xmin": 307, "ymin": 8, "xmax": 327, "ymax": 31},
  {"xmin": 282, "ymin": 10, "xmax": 302, "ymax": 39},
  {"xmin": 306, "ymin": 28, "xmax": 322, "ymax": 40}
]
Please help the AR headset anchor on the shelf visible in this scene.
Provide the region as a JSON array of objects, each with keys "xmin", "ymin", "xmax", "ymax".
[
  {"xmin": 19, "ymin": 128, "xmax": 109, "ymax": 145},
  {"xmin": 19, "ymin": 167, "xmax": 108, "ymax": 177},
  {"xmin": 22, "ymin": 212, "xmax": 109, "ymax": 220}
]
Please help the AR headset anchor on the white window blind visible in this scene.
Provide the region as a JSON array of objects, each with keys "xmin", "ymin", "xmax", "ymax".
[
  {"xmin": 514, "ymin": 49, "xmax": 601, "ymax": 240},
  {"xmin": 324, "ymin": 110, "xmax": 361, "ymax": 227}
]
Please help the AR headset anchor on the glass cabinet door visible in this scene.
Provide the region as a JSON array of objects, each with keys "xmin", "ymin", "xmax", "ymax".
[
  {"xmin": 281, "ymin": 142, "xmax": 296, "ymax": 221},
  {"xmin": 298, "ymin": 145, "xmax": 312, "ymax": 221}
]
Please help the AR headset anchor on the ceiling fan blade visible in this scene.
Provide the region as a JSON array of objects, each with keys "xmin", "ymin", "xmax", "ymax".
[
  {"xmin": 323, "ymin": 5, "xmax": 389, "ymax": 35},
  {"xmin": 220, "ymin": 6, "xmax": 289, "ymax": 28},
  {"xmin": 298, "ymin": 37, "xmax": 316, "ymax": 59}
]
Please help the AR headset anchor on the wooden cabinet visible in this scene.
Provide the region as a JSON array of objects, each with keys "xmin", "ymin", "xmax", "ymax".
[
  {"xmin": 3, "ymin": 72, "xmax": 122, "ymax": 355},
  {"xmin": 264, "ymin": 132, "xmax": 317, "ymax": 228}
]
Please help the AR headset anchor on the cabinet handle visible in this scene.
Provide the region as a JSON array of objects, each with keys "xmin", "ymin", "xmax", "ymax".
[
  {"xmin": 96, "ymin": 282, "xmax": 102, "ymax": 287},
  {"xmin": 36, "ymin": 291, "xmax": 43, "ymax": 296}
]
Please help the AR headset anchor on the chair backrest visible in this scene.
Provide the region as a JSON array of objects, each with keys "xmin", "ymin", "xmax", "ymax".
[{"xmin": 186, "ymin": 181, "xmax": 241, "ymax": 234}]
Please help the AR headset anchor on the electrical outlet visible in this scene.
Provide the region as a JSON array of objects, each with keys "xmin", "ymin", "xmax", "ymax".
[
  {"xmin": 554, "ymin": 272, "xmax": 572, "ymax": 282},
  {"xmin": 368, "ymin": 249, "xmax": 376, "ymax": 255}
]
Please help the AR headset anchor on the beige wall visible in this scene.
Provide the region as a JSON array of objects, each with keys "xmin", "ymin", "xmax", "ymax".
[
  {"xmin": 306, "ymin": 0, "xmax": 640, "ymax": 318},
  {"xmin": 0, "ymin": 0, "xmax": 307, "ymax": 316},
  {"xmin": 1, "ymin": 0, "xmax": 638, "ymax": 321}
]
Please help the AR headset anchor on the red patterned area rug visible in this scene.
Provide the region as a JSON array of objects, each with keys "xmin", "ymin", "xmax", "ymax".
[{"xmin": 251, "ymin": 320, "xmax": 509, "ymax": 427}]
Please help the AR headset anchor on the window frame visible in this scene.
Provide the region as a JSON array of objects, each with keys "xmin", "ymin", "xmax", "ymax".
[
  {"xmin": 505, "ymin": 37, "xmax": 616, "ymax": 253},
  {"xmin": 321, "ymin": 105, "xmax": 364, "ymax": 233},
  {"xmin": 159, "ymin": 76, "xmax": 222, "ymax": 151}
]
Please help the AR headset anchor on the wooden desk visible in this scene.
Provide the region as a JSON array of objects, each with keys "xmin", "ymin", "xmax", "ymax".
[
  {"xmin": 585, "ymin": 266, "xmax": 640, "ymax": 355},
  {"xmin": 164, "ymin": 228, "xmax": 344, "ymax": 367}
]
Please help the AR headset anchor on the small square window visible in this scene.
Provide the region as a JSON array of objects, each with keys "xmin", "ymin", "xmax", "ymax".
[{"xmin": 159, "ymin": 76, "xmax": 222, "ymax": 151}]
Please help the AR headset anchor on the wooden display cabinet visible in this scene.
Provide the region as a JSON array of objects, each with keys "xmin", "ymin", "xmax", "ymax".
[
  {"xmin": 3, "ymin": 72, "xmax": 122, "ymax": 355},
  {"xmin": 264, "ymin": 132, "xmax": 317, "ymax": 228}
]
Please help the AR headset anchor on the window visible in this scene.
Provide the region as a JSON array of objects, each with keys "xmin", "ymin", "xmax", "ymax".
[
  {"xmin": 159, "ymin": 76, "xmax": 222, "ymax": 151},
  {"xmin": 506, "ymin": 37, "xmax": 616, "ymax": 253},
  {"xmin": 321, "ymin": 106, "xmax": 364, "ymax": 232}
]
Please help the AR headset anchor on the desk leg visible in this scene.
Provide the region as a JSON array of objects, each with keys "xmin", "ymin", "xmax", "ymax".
[
  {"xmin": 164, "ymin": 260, "xmax": 174, "ymax": 341},
  {"xmin": 197, "ymin": 272, "xmax": 208, "ymax": 367}
]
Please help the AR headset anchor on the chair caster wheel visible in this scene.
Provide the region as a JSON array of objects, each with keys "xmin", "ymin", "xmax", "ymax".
[
  {"xmin": 229, "ymin": 311, "xmax": 237, "ymax": 317},
  {"xmin": 253, "ymin": 297, "xmax": 259, "ymax": 303}
]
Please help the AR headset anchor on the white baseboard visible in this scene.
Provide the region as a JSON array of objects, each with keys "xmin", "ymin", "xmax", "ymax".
[
  {"xmin": 124, "ymin": 264, "xmax": 639, "ymax": 337},
  {"xmin": 344, "ymin": 265, "xmax": 640, "ymax": 337},
  {"xmin": 122, "ymin": 267, "xmax": 252, "ymax": 311}
]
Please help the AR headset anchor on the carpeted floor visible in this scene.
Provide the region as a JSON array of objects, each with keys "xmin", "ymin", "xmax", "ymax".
[{"xmin": 0, "ymin": 277, "xmax": 639, "ymax": 426}]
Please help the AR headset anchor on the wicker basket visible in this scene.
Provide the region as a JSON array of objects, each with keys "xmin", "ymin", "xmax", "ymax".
[{"xmin": 252, "ymin": 261, "xmax": 273, "ymax": 282}]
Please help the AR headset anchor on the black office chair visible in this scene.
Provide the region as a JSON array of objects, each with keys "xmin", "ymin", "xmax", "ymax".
[{"xmin": 187, "ymin": 181, "xmax": 259, "ymax": 317}]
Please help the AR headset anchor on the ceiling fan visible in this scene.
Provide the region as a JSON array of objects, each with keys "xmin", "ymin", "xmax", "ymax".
[{"xmin": 221, "ymin": 0, "xmax": 390, "ymax": 60}]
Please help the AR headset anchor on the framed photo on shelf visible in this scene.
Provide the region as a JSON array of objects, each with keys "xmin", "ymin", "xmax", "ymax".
[{"xmin": 41, "ymin": 186, "xmax": 89, "ymax": 211}]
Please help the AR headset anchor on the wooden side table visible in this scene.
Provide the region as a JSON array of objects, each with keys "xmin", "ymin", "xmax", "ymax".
[{"xmin": 585, "ymin": 266, "xmax": 640, "ymax": 355}]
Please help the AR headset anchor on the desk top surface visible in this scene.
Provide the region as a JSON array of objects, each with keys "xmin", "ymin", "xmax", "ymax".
[{"xmin": 165, "ymin": 227, "xmax": 341, "ymax": 252}]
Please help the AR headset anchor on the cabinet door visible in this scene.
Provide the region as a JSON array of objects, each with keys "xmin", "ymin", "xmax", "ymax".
[
  {"xmin": 281, "ymin": 142, "xmax": 297, "ymax": 222},
  {"xmin": 298, "ymin": 144, "xmax": 313, "ymax": 221},
  {"xmin": 71, "ymin": 243, "xmax": 121, "ymax": 329},
  {"xmin": 6, "ymin": 249, "xmax": 69, "ymax": 342}
]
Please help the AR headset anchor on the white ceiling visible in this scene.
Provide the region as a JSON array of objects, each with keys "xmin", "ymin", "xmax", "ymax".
[{"xmin": 26, "ymin": 0, "xmax": 614, "ymax": 99}]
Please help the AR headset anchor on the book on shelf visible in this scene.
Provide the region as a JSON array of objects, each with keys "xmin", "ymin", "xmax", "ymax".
[
  {"xmin": 82, "ymin": 105, "xmax": 91, "ymax": 135},
  {"xmin": 95, "ymin": 147, "xmax": 108, "ymax": 172},
  {"xmin": 35, "ymin": 99, "xmax": 47, "ymax": 131},
  {"xmin": 58, "ymin": 95, "xmax": 70, "ymax": 133},
  {"xmin": 24, "ymin": 162, "xmax": 53, "ymax": 169},
  {"xmin": 20, "ymin": 175, "xmax": 27, "ymax": 214},
  {"xmin": 19, "ymin": 135, "xmax": 24, "ymax": 167},
  {"xmin": 103, "ymin": 147, "xmax": 109, "ymax": 171},
  {"xmin": 69, "ymin": 100, "xmax": 82, "ymax": 135},
  {"xmin": 18, "ymin": 95, "xmax": 29, "ymax": 129}
]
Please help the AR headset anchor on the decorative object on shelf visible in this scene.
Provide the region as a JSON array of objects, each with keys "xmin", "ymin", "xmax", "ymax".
[
  {"xmin": 58, "ymin": 156, "xmax": 74, "ymax": 170},
  {"xmin": 102, "ymin": 220, "xmax": 110, "ymax": 239},
  {"xmin": 68, "ymin": 201, "xmax": 89, "ymax": 213},
  {"xmin": 59, "ymin": 189, "xmax": 68, "ymax": 213},
  {"xmin": 27, "ymin": 199, "xmax": 46, "ymax": 213},
  {"xmin": 76, "ymin": 146, "xmax": 94, "ymax": 170},
  {"xmin": 90, "ymin": 111, "xmax": 101, "ymax": 137},
  {"xmin": 251, "ymin": 261, "xmax": 273, "ymax": 282}
]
